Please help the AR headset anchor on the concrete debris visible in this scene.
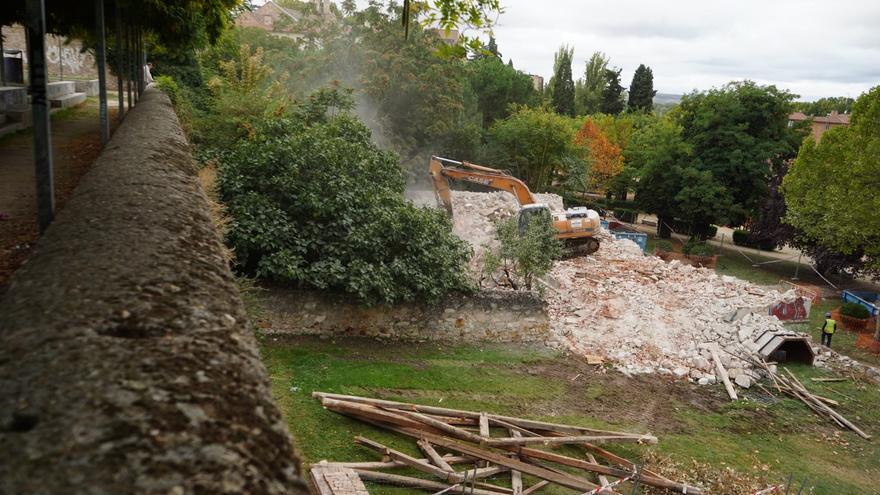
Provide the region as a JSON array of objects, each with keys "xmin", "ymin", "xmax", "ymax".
[
  {"xmin": 547, "ymin": 238, "xmax": 806, "ymax": 384},
  {"xmin": 442, "ymin": 191, "xmax": 839, "ymax": 388},
  {"xmin": 448, "ymin": 190, "xmax": 564, "ymax": 253},
  {"xmin": 734, "ymin": 374, "xmax": 752, "ymax": 389}
]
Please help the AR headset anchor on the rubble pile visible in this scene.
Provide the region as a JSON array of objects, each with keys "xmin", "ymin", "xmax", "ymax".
[
  {"xmin": 547, "ymin": 239, "xmax": 800, "ymax": 384},
  {"xmin": 449, "ymin": 191, "xmax": 564, "ymax": 252},
  {"xmin": 444, "ymin": 191, "xmax": 817, "ymax": 385}
]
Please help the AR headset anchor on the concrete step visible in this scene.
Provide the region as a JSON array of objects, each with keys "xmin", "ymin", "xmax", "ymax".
[
  {"xmin": 74, "ymin": 79, "xmax": 100, "ymax": 97},
  {"xmin": 50, "ymin": 92, "xmax": 87, "ymax": 109},
  {"xmin": 47, "ymin": 81, "xmax": 76, "ymax": 99},
  {"xmin": 0, "ymin": 121, "xmax": 26, "ymax": 139},
  {"xmin": 0, "ymin": 86, "xmax": 28, "ymax": 109},
  {"xmin": 4, "ymin": 104, "xmax": 32, "ymax": 125}
]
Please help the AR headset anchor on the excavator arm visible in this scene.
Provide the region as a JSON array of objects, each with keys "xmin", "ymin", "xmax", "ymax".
[
  {"xmin": 428, "ymin": 156, "xmax": 601, "ymax": 255},
  {"xmin": 429, "ymin": 156, "xmax": 537, "ymax": 216}
]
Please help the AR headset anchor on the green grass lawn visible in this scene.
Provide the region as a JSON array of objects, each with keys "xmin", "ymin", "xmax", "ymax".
[{"xmin": 261, "ymin": 336, "xmax": 880, "ymax": 495}]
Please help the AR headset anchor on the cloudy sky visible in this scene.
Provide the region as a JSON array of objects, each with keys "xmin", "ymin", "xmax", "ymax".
[{"xmin": 483, "ymin": 0, "xmax": 879, "ymax": 100}]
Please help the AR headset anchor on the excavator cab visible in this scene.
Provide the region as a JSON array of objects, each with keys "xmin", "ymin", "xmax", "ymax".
[{"xmin": 517, "ymin": 204, "xmax": 552, "ymax": 234}]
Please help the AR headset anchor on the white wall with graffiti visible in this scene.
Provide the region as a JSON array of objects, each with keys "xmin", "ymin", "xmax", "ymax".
[{"xmin": 1, "ymin": 24, "xmax": 107, "ymax": 84}]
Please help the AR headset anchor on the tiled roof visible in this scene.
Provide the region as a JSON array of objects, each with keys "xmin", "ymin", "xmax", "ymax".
[{"xmin": 788, "ymin": 111, "xmax": 850, "ymax": 124}]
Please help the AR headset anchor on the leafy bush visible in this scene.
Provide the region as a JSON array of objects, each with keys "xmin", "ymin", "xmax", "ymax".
[
  {"xmin": 154, "ymin": 75, "xmax": 194, "ymax": 137},
  {"xmin": 682, "ymin": 238, "xmax": 714, "ymax": 257},
  {"xmin": 654, "ymin": 239, "xmax": 673, "ymax": 253},
  {"xmin": 482, "ymin": 213, "xmax": 563, "ymax": 292},
  {"xmin": 664, "ymin": 218, "xmax": 717, "ymax": 239},
  {"xmin": 732, "ymin": 229, "xmax": 750, "ymax": 246},
  {"xmin": 197, "ymin": 45, "xmax": 290, "ymax": 152},
  {"xmin": 730, "ymin": 228, "xmax": 775, "ymax": 250},
  {"xmin": 154, "ymin": 75, "xmax": 181, "ymax": 104},
  {"xmin": 219, "ymin": 89, "xmax": 473, "ymax": 305},
  {"xmin": 840, "ymin": 303, "xmax": 871, "ymax": 320}
]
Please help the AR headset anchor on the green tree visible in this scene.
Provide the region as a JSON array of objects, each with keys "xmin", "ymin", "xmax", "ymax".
[
  {"xmin": 300, "ymin": 3, "xmax": 475, "ymax": 167},
  {"xmin": 549, "ymin": 45, "xmax": 576, "ymax": 117},
  {"xmin": 676, "ymin": 81, "xmax": 804, "ymax": 227},
  {"xmin": 783, "ymin": 86, "xmax": 880, "ymax": 272},
  {"xmin": 485, "ymin": 106, "xmax": 579, "ymax": 191},
  {"xmin": 600, "ymin": 67, "xmax": 625, "ymax": 115},
  {"xmin": 219, "ymin": 88, "xmax": 473, "ymax": 305},
  {"xmin": 466, "ymin": 56, "xmax": 538, "ymax": 127},
  {"xmin": 487, "ymin": 36, "xmax": 501, "ymax": 58},
  {"xmin": 482, "ymin": 214, "xmax": 563, "ymax": 291},
  {"xmin": 629, "ymin": 118, "xmax": 695, "ymax": 237},
  {"xmin": 575, "ymin": 51, "xmax": 609, "ymax": 115},
  {"xmin": 792, "ymin": 96, "xmax": 855, "ymax": 116},
  {"xmin": 627, "ymin": 64, "xmax": 656, "ymax": 112}
]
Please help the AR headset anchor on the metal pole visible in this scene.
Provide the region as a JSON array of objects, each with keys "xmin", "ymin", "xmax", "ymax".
[
  {"xmin": 792, "ymin": 252, "xmax": 802, "ymax": 280},
  {"xmin": 874, "ymin": 308, "xmax": 879, "ymax": 342},
  {"xmin": 57, "ymin": 36, "xmax": 62, "ymax": 81},
  {"xmin": 126, "ymin": 25, "xmax": 132, "ymax": 110},
  {"xmin": 95, "ymin": 0, "xmax": 109, "ymax": 145},
  {"xmin": 131, "ymin": 26, "xmax": 137, "ymax": 104},
  {"xmin": 25, "ymin": 0, "xmax": 55, "ymax": 233},
  {"xmin": 114, "ymin": 6, "xmax": 124, "ymax": 121},
  {"xmin": 0, "ymin": 29, "xmax": 6, "ymax": 86},
  {"xmin": 136, "ymin": 28, "xmax": 143, "ymax": 95}
]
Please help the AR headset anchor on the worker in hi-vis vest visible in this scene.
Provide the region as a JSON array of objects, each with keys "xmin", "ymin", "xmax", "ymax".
[{"xmin": 820, "ymin": 312, "xmax": 837, "ymax": 348}]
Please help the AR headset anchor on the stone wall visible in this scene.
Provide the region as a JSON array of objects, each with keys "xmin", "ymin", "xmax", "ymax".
[
  {"xmin": 0, "ymin": 88, "xmax": 308, "ymax": 494},
  {"xmin": 260, "ymin": 288, "xmax": 555, "ymax": 344}
]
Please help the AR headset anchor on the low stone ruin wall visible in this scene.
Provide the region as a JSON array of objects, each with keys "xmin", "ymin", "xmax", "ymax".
[
  {"xmin": 260, "ymin": 288, "xmax": 554, "ymax": 344},
  {"xmin": 0, "ymin": 88, "xmax": 308, "ymax": 494}
]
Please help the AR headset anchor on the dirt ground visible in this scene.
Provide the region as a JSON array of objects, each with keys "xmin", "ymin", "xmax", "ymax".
[{"xmin": 0, "ymin": 101, "xmax": 117, "ymax": 290}]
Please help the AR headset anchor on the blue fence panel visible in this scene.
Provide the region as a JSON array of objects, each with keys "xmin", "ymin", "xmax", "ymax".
[{"xmin": 841, "ymin": 290, "xmax": 880, "ymax": 316}]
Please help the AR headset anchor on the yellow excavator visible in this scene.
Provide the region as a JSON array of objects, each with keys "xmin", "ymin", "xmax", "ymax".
[{"xmin": 429, "ymin": 156, "xmax": 601, "ymax": 254}]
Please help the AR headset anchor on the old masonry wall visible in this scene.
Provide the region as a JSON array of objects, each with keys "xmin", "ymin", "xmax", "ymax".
[{"xmin": 0, "ymin": 88, "xmax": 309, "ymax": 494}]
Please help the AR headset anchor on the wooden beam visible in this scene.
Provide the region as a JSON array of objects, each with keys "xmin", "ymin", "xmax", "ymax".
[
  {"xmin": 586, "ymin": 454, "xmax": 610, "ymax": 488},
  {"xmin": 711, "ymin": 349, "xmax": 738, "ymax": 400},
  {"xmin": 313, "ymin": 454, "xmax": 472, "ymax": 471},
  {"xmin": 354, "ymin": 470, "xmax": 506, "ymax": 495},
  {"xmin": 510, "ymin": 430, "xmax": 523, "ymax": 495},
  {"xmin": 489, "ymin": 417, "xmax": 541, "ymax": 437},
  {"xmin": 514, "ymin": 446, "xmax": 701, "ymax": 494},
  {"xmin": 580, "ymin": 443, "xmax": 670, "ymax": 483},
  {"xmin": 410, "ymin": 431, "xmax": 600, "ymax": 492},
  {"xmin": 320, "ymin": 398, "xmax": 429, "ymax": 431},
  {"xmin": 355, "ymin": 436, "xmax": 464, "ymax": 483},
  {"xmin": 520, "ymin": 481, "xmax": 549, "ymax": 495},
  {"xmin": 394, "ymin": 409, "xmax": 488, "ymax": 445},
  {"xmin": 314, "ymin": 393, "xmax": 651, "ymax": 437},
  {"xmin": 479, "ymin": 413, "xmax": 490, "ymax": 437},
  {"xmin": 486, "ymin": 434, "xmax": 657, "ymax": 447},
  {"xmin": 417, "ymin": 439, "xmax": 455, "ymax": 472}
]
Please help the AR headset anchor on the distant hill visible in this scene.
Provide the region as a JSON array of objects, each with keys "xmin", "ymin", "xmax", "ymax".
[{"xmin": 653, "ymin": 93, "xmax": 682, "ymax": 105}]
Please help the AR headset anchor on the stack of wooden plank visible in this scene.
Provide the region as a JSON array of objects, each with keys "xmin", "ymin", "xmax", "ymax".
[{"xmin": 311, "ymin": 392, "xmax": 703, "ymax": 495}]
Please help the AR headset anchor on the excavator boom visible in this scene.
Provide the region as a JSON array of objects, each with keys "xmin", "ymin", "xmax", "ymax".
[
  {"xmin": 428, "ymin": 156, "xmax": 602, "ymax": 255},
  {"xmin": 429, "ymin": 157, "xmax": 537, "ymax": 214}
]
